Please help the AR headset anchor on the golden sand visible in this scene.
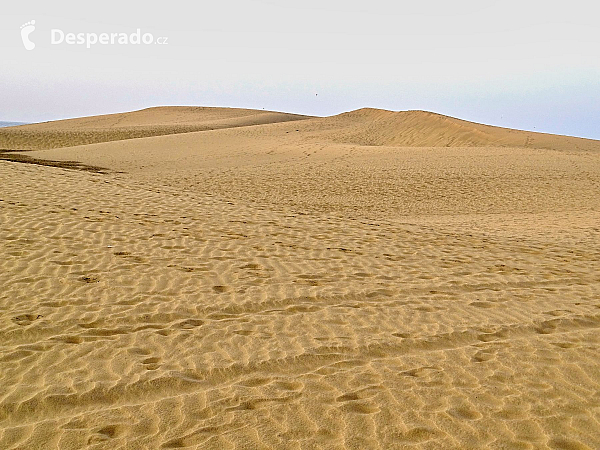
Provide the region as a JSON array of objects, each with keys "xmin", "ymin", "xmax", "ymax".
[
  {"xmin": 1, "ymin": 108, "xmax": 599, "ymax": 449},
  {"xmin": 0, "ymin": 106, "xmax": 311, "ymax": 150}
]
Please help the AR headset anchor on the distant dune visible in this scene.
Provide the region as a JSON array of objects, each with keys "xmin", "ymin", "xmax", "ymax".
[
  {"xmin": 0, "ymin": 106, "xmax": 312, "ymax": 150},
  {"xmin": 297, "ymin": 108, "xmax": 598, "ymax": 152},
  {"xmin": 8, "ymin": 105, "xmax": 600, "ymax": 218},
  {"xmin": 1, "ymin": 106, "xmax": 598, "ymax": 153}
]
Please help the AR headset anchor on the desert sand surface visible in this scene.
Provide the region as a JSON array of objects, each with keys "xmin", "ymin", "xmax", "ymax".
[{"xmin": 1, "ymin": 107, "xmax": 599, "ymax": 449}]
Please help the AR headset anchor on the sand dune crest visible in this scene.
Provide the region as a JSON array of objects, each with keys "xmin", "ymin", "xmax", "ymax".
[{"xmin": 0, "ymin": 106, "xmax": 312, "ymax": 150}]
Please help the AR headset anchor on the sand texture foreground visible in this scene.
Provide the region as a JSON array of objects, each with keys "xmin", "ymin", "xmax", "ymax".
[{"xmin": 1, "ymin": 108, "xmax": 599, "ymax": 449}]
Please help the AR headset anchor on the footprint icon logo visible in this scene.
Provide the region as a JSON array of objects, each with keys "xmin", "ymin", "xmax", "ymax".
[{"xmin": 20, "ymin": 20, "xmax": 36, "ymax": 50}]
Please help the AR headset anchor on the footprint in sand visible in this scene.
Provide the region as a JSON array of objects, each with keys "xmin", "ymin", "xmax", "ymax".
[
  {"xmin": 57, "ymin": 335, "xmax": 83, "ymax": 344},
  {"xmin": 398, "ymin": 427, "xmax": 441, "ymax": 443},
  {"xmin": 448, "ymin": 405, "xmax": 482, "ymax": 420},
  {"xmin": 213, "ymin": 285, "xmax": 230, "ymax": 293},
  {"xmin": 12, "ymin": 314, "xmax": 43, "ymax": 326},
  {"xmin": 233, "ymin": 329, "xmax": 254, "ymax": 336},
  {"xmin": 141, "ymin": 357, "xmax": 161, "ymax": 370},
  {"xmin": 472, "ymin": 350, "xmax": 496, "ymax": 363},
  {"xmin": 20, "ymin": 20, "xmax": 36, "ymax": 51},
  {"xmin": 174, "ymin": 318, "xmax": 204, "ymax": 329},
  {"xmin": 392, "ymin": 332, "xmax": 411, "ymax": 338},
  {"xmin": 87, "ymin": 424, "xmax": 124, "ymax": 443},
  {"xmin": 79, "ymin": 275, "xmax": 100, "ymax": 283},
  {"xmin": 339, "ymin": 401, "xmax": 380, "ymax": 414},
  {"xmin": 401, "ymin": 366, "xmax": 440, "ymax": 379}
]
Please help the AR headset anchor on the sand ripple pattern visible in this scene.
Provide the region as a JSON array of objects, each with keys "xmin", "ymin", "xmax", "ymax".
[{"xmin": 1, "ymin": 161, "xmax": 599, "ymax": 449}]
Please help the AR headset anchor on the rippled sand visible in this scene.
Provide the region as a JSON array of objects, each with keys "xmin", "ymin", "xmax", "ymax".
[{"xmin": 1, "ymin": 108, "xmax": 599, "ymax": 449}]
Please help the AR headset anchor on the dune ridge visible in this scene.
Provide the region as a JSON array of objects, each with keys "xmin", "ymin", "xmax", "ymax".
[
  {"xmin": 20, "ymin": 106, "xmax": 600, "ymax": 220},
  {"xmin": 0, "ymin": 106, "xmax": 312, "ymax": 150},
  {"xmin": 303, "ymin": 108, "xmax": 599, "ymax": 152},
  {"xmin": 2, "ymin": 106, "xmax": 598, "ymax": 152}
]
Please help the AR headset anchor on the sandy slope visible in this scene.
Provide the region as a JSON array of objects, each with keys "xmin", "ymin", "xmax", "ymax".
[
  {"xmin": 1, "ymin": 108, "xmax": 599, "ymax": 449},
  {"xmin": 24, "ymin": 108, "xmax": 600, "ymax": 217},
  {"xmin": 0, "ymin": 106, "xmax": 311, "ymax": 150},
  {"xmin": 325, "ymin": 109, "xmax": 600, "ymax": 150}
]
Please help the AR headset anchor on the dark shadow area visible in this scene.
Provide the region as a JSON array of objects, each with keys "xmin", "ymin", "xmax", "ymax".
[{"xmin": 0, "ymin": 149, "xmax": 113, "ymax": 174}]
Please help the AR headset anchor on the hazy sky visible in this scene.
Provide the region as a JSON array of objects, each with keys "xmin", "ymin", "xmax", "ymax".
[{"xmin": 2, "ymin": 1, "xmax": 599, "ymax": 139}]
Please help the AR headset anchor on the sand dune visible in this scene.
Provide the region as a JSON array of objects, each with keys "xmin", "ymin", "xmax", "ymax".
[
  {"xmin": 21, "ymin": 107, "xmax": 600, "ymax": 218},
  {"xmin": 2, "ymin": 106, "xmax": 597, "ymax": 152},
  {"xmin": 0, "ymin": 106, "xmax": 311, "ymax": 150},
  {"xmin": 293, "ymin": 108, "xmax": 599, "ymax": 151},
  {"xmin": 1, "ymin": 107, "xmax": 599, "ymax": 449}
]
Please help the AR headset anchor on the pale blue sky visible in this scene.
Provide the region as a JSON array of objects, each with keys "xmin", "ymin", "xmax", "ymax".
[{"xmin": 1, "ymin": 0, "xmax": 599, "ymax": 139}]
